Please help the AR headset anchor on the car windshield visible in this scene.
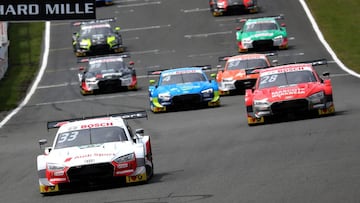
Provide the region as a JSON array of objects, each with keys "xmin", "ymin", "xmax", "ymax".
[
  {"xmin": 87, "ymin": 60, "xmax": 126, "ymax": 75},
  {"xmin": 80, "ymin": 25, "xmax": 113, "ymax": 37},
  {"xmin": 244, "ymin": 22, "xmax": 278, "ymax": 32},
  {"xmin": 160, "ymin": 72, "xmax": 207, "ymax": 85},
  {"xmin": 54, "ymin": 126, "xmax": 128, "ymax": 149},
  {"xmin": 258, "ymin": 70, "xmax": 317, "ymax": 89},
  {"xmin": 226, "ymin": 59, "xmax": 269, "ymax": 70}
]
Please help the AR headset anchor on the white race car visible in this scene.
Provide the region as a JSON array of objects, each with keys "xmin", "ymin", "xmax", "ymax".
[{"xmin": 37, "ymin": 111, "xmax": 154, "ymax": 194}]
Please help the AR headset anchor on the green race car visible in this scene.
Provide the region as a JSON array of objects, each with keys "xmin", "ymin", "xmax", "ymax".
[
  {"xmin": 72, "ymin": 18, "xmax": 125, "ymax": 57},
  {"xmin": 236, "ymin": 15, "xmax": 288, "ymax": 52}
]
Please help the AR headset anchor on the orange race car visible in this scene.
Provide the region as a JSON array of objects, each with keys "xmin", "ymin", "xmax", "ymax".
[{"xmin": 216, "ymin": 53, "xmax": 273, "ymax": 95}]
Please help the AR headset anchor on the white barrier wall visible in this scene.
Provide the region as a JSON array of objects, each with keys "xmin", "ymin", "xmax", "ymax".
[{"xmin": 0, "ymin": 22, "xmax": 9, "ymax": 80}]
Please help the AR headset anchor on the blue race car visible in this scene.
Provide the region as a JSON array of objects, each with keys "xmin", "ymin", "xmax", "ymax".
[{"xmin": 148, "ymin": 67, "xmax": 221, "ymax": 113}]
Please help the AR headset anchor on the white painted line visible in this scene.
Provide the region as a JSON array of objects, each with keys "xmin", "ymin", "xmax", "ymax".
[
  {"xmin": 181, "ymin": 8, "xmax": 210, "ymax": 13},
  {"xmin": 299, "ymin": 0, "xmax": 360, "ymax": 78},
  {"xmin": 188, "ymin": 52, "xmax": 225, "ymax": 58},
  {"xmin": 128, "ymin": 49, "xmax": 175, "ymax": 55},
  {"xmin": 117, "ymin": 1, "xmax": 161, "ymax": 8},
  {"xmin": 114, "ymin": 0, "xmax": 143, "ymax": 3},
  {"xmin": 0, "ymin": 21, "xmax": 51, "ymax": 128},
  {"xmin": 184, "ymin": 31, "xmax": 233, "ymax": 39},
  {"xmin": 121, "ymin": 24, "xmax": 171, "ymax": 32},
  {"xmin": 37, "ymin": 83, "xmax": 69, "ymax": 89},
  {"xmin": 128, "ymin": 49, "xmax": 160, "ymax": 55},
  {"xmin": 35, "ymin": 92, "xmax": 147, "ymax": 106}
]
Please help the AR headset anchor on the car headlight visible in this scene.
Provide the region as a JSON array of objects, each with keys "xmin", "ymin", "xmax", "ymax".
[
  {"xmin": 242, "ymin": 38, "xmax": 252, "ymax": 43},
  {"xmin": 253, "ymin": 99, "xmax": 270, "ymax": 110},
  {"xmin": 222, "ymin": 78, "xmax": 234, "ymax": 83},
  {"xmin": 80, "ymin": 41, "xmax": 89, "ymax": 46},
  {"xmin": 113, "ymin": 153, "xmax": 135, "ymax": 164},
  {"xmin": 274, "ymin": 35, "xmax": 283, "ymax": 41},
  {"xmin": 86, "ymin": 77, "xmax": 97, "ymax": 82},
  {"xmin": 201, "ymin": 88, "xmax": 214, "ymax": 97},
  {"xmin": 158, "ymin": 92, "xmax": 171, "ymax": 101},
  {"xmin": 309, "ymin": 91, "xmax": 324, "ymax": 103},
  {"xmin": 121, "ymin": 73, "xmax": 131, "ymax": 78},
  {"xmin": 201, "ymin": 88, "xmax": 214, "ymax": 94},
  {"xmin": 47, "ymin": 163, "xmax": 65, "ymax": 171}
]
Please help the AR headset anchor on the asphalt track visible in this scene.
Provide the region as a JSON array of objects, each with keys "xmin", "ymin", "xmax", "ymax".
[{"xmin": 1, "ymin": 0, "xmax": 360, "ymax": 202}]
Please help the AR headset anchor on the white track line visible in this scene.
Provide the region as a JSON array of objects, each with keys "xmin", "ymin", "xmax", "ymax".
[
  {"xmin": 0, "ymin": 21, "xmax": 50, "ymax": 128},
  {"xmin": 299, "ymin": 0, "xmax": 360, "ymax": 78}
]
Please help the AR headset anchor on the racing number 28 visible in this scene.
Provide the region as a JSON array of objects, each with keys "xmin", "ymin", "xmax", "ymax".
[{"xmin": 260, "ymin": 74, "xmax": 278, "ymax": 84}]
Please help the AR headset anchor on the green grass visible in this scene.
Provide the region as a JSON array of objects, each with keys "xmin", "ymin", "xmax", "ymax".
[
  {"xmin": 0, "ymin": 22, "xmax": 45, "ymax": 111},
  {"xmin": 306, "ymin": 0, "xmax": 360, "ymax": 73}
]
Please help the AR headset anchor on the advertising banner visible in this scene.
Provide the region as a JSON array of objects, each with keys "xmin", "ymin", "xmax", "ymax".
[{"xmin": 0, "ymin": 0, "xmax": 96, "ymax": 21}]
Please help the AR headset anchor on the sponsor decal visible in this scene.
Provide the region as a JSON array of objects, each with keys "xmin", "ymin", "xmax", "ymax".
[
  {"xmin": 271, "ymin": 88, "xmax": 305, "ymax": 98},
  {"xmin": 0, "ymin": 0, "xmax": 96, "ymax": 21},
  {"xmin": 73, "ymin": 153, "xmax": 114, "ymax": 159},
  {"xmin": 81, "ymin": 122, "xmax": 113, "ymax": 129}
]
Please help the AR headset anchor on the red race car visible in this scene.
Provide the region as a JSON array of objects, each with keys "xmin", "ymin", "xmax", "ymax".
[
  {"xmin": 209, "ymin": 0, "xmax": 258, "ymax": 17},
  {"xmin": 245, "ymin": 59, "xmax": 335, "ymax": 126}
]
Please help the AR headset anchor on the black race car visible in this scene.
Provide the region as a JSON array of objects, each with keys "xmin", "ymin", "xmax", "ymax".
[
  {"xmin": 72, "ymin": 18, "xmax": 125, "ymax": 57},
  {"xmin": 78, "ymin": 55, "xmax": 137, "ymax": 95}
]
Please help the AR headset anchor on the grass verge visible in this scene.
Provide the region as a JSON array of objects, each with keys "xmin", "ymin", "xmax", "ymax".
[
  {"xmin": 306, "ymin": 0, "xmax": 360, "ymax": 73},
  {"xmin": 0, "ymin": 22, "xmax": 45, "ymax": 112}
]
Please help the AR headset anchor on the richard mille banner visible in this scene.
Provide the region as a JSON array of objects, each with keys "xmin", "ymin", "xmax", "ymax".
[{"xmin": 0, "ymin": 0, "xmax": 96, "ymax": 21}]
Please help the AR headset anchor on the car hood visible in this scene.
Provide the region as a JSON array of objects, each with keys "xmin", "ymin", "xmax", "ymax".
[
  {"xmin": 254, "ymin": 83, "xmax": 322, "ymax": 102},
  {"xmin": 156, "ymin": 82, "xmax": 211, "ymax": 96},
  {"xmin": 220, "ymin": 69, "xmax": 259, "ymax": 80},
  {"xmin": 238, "ymin": 30, "xmax": 282, "ymax": 41},
  {"xmin": 47, "ymin": 142, "xmax": 133, "ymax": 167},
  {"xmin": 80, "ymin": 33, "xmax": 111, "ymax": 42}
]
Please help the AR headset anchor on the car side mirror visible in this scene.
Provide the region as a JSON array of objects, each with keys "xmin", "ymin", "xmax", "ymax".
[
  {"xmin": 281, "ymin": 23, "xmax": 286, "ymax": 27},
  {"xmin": 135, "ymin": 129, "xmax": 144, "ymax": 139},
  {"xmin": 44, "ymin": 147, "xmax": 52, "ymax": 155},
  {"xmin": 322, "ymin": 72, "xmax": 330, "ymax": 77},
  {"xmin": 149, "ymin": 79, "xmax": 156, "ymax": 85}
]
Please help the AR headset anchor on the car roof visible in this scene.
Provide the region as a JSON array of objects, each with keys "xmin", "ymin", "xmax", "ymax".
[
  {"xmin": 161, "ymin": 67, "xmax": 204, "ymax": 74},
  {"xmin": 89, "ymin": 56, "xmax": 124, "ymax": 64},
  {"xmin": 227, "ymin": 53, "xmax": 268, "ymax": 61},
  {"xmin": 246, "ymin": 17, "xmax": 277, "ymax": 23}
]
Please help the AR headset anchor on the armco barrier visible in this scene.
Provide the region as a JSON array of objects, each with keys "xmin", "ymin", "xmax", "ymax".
[{"xmin": 0, "ymin": 22, "xmax": 9, "ymax": 81}]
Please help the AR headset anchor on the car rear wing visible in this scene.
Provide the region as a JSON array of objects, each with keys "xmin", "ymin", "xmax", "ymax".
[
  {"xmin": 77, "ymin": 54, "xmax": 130, "ymax": 63},
  {"xmin": 72, "ymin": 17, "xmax": 116, "ymax": 26},
  {"xmin": 236, "ymin": 14, "xmax": 284, "ymax": 23},
  {"xmin": 147, "ymin": 65, "xmax": 212, "ymax": 75},
  {"xmin": 218, "ymin": 52, "xmax": 277, "ymax": 62},
  {"xmin": 47, "ymin": 110, "xmax": 148, "ymax": 129},
  {"xmin": 279, "ymin": 58, "xmax": 327, "ymax": 67},
  {"xmin": 245, "ymin": 66, "xmax": 271, "ymax": 75}
]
